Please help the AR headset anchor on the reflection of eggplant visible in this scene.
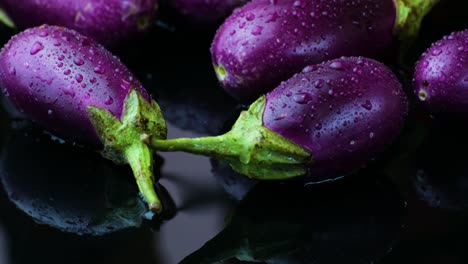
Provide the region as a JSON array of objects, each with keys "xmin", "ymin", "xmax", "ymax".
[
  {"xmin": 211, "ymin": 159, "xmax": 258, "ymax": 201},
  {"xmin": 181, "ymin": 174, "xmax": 405, "ymax": 264},
  {"xmin": 0, "ymin": 125, "xmax": 165, "ymax": 235},
  {"xmin": 413, "ymin": 121, "xmax": 468, "ymax": 211}
]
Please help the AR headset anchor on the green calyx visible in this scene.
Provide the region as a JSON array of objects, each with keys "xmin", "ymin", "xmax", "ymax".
[
  {"xmin": 394, "ymin": 0, "xmax": 439, "ymax": 59},
  {"xmin": 150, "ymin": 96, "xmax": 312, "ymax": 180},
  {"xmin": 87, "ymin": 89, "xmax": 167, "ymax": 213}
]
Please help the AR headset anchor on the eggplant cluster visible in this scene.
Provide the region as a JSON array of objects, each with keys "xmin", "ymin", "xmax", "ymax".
[{"xmin": 0, "ymin": 0, "xmax": 466, "ymax": 239}]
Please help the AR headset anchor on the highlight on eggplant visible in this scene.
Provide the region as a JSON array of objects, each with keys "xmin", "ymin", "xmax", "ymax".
[
  {"xmin": 0, "ymin": 0, "xmax": 158, "ymax": 47},
  {"xmin": 413, "ymin": 29, "xmax": 468, "ymax": 117},
  {"xmin": 150, "ymin": 57, "xmax": 408, "ymax": 182},
  {"xmin": 211, "ymin": 0, "xmax": 439, "ymax": 102},
  {"xmin": 0, "ymin": 25, "xmax": 167, "ymax": 213}
]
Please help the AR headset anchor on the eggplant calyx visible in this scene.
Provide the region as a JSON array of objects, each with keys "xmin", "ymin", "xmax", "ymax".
[
  {"xmin": 151, "ymin": 96, "xmax": 312, "ymax": 180},
  {"xmin": 87, "ymin": 89, "xmax": 167, "ymax": 213}
]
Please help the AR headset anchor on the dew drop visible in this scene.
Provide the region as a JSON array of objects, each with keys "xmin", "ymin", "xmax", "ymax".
[
  {"xmin": 63, "ymin": 85, "xmax": 75, "ymax": 97},
  {"xmin": 252, "ymin": 26, "xmax": 263, "ymax": 35},
  {"xmin": 104, "ymin": 95, "xmax": 114, "ymax": 105},
  {"xmin": 30, "ymin": 42, "xmax": 44, "ymax": 55},
  {"xmin": 302, "ymin": 65, "xmax": 317, "ymax": 73},
  {"xmin": 431, "ymin": 48, "xmax": 442, "ymax": 56},
  {"xmin": 74, "ymin": 58, "xmax": 84, "ymax": 66},
  {"xmin": 293, "ymin": 93, "xmax": 309, "ymax": 104},
  {"xmin": 361, "ymin": 100, "xmax": 373, "ymax": 110},
  {"xmin": 329, "ymin": 61, "xmax": 344, "ymax": 70},
  {"xmin": 94, "ymin": 66, "xmax": 105, "ymax": 74},
  {"xmin": 75, "ymin": 74, "xmax": 83, "ymax": 83}
]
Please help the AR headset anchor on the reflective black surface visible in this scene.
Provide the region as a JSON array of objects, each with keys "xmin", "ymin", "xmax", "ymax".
[{"xmin": 1, "ymin": 2, "xmax": 468, "ymax": 264}]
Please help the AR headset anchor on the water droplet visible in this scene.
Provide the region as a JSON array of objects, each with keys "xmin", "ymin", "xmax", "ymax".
[
  {"xmin": 75, "ymin": 74, "xmax": 83, "ymax": 83},
  {"xmin": 302, "ymin": 65, "xmax": 317, "ymax": 73},
  {"xmin": 246, "ymin": 13, "xmax": 255, "ymax": 21},
  {"xmin": 104, "ymin": 95, "xmax": 114, "ymax": 105},
  {"xmin": 30, "ymin": 42, "xmax": 44, "ymax": 55},
  {"xmin": 252, "ymin": 26, "xmax": 263, "ymax": 36},
  {"xmin": 329, "ymin": 61, "xmax": 344, "ymax": 70},
  {"xmin": 439, "ymin": 72, "xmax": 447, "ymax": 81},
  {"xmin": 63, "ymin": 69, "xmax": 71, "ymax": 75},
  {"xmin": 90, "ymin": 77, "xmax": 97, "ymax": 84},
  {"xmin": 431, "ymin": 48, "xmax": 442, "ymax": 56},
  {"xmin": 313, "ymin": 79, "xmax": 324, "ymax": 88},
  {"xmin": 63, "ymin": 85, "xmax": 75, "ymax": 97},
  {"xmin": 8, "ymin": 67, "xmax": 16, "ymax": 76},
  {"xmin": 361, "ymin": 100, "xmax": 373, "ymax": 110},
  {"xmin": 94, "ymin": 66, "xmax": 105, "ymax": 74},
  {"xmin": 293, "ymin": 93, "xmax": 309, "ymax": 104},
  {"xmin": 274, "ymin": 114, "xmax": 287, "ymax": 121},
  {"xmin": 39, "ymin": 31, "xmax": 49, "ymax": 37},
  {"xmin": 74, "ymin": 58, "xmax": 84, "ymax": 66}
]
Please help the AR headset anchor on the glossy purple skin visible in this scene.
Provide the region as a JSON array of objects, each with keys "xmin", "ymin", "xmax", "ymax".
[
  {"xmin": 413, "ymin": 29, "xmax": 468, "ymax": 116},
  {"xmin": 0, "ymin": 25, "xmax": 151, "ymax": 148},
  {"xmin": 263, "ymin": 57, "xmax": 408, "ymax": 181},
  {"xmin": 211, "ymin": 0, "xmax": 396, "ymax": 102},
  {"xmin": 169, "ymin": 0, "xmax": 248, "ymax": 25},
  {"xmin": 1, "ymin": 0, "xmax": 157, "ymax": 46}
]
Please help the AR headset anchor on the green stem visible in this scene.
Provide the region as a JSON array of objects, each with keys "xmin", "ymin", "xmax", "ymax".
[
  {"xmin": 153, "ymin": 135, "xmax": 239, "ymax": 159},
  {"xmin": 150, "ymin": 96, "xmax": 312, "ymax": 180},
  {"xmin": 394, "ymin": 0, "xmax": 440, "ymax": 61},
  {"xmin": 125, "ymin": 143, "xmax": 161, "ymax": 212}
]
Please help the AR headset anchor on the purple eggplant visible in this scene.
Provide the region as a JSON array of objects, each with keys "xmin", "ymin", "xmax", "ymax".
[
  {"xmin": 166, "ymin": 0, "xmax": 248, "ymax": 27},
  {"xmin": 211, "ymin": 0, "xmax": 439, "ymax": 102},
  {"xmin": 1, "ymin": 0, "xmax": 157, "ymax": 46},
  {"xmin": 0, "ymin": 25, "xmax": 167, "ymax": 212},
  {"xmin": 151, "ymin": 57, "xmax": 408, "ymax": 181},
  {"xmin": 413, "ymin": 29, "xmax": 468, "ymax": 116}
]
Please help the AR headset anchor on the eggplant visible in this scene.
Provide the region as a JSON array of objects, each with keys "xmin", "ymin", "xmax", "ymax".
[
  {"xmin": 0, "ymin": 0, "xmax": 157, "ymax": 46},
  {"xmin": 211, "ymin": 0, "xmax": 439, "ymax": 101},
  {"xmin": 413, "ymin": 29, "xmax": 468, "ymax": 116},
  {"xmin": 0, "ymin": 25, "xmax": 167, "ymax": 213},
  {"xmin": 151, "ymin": 57, "xmax": 408, "ymax": 182}
]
